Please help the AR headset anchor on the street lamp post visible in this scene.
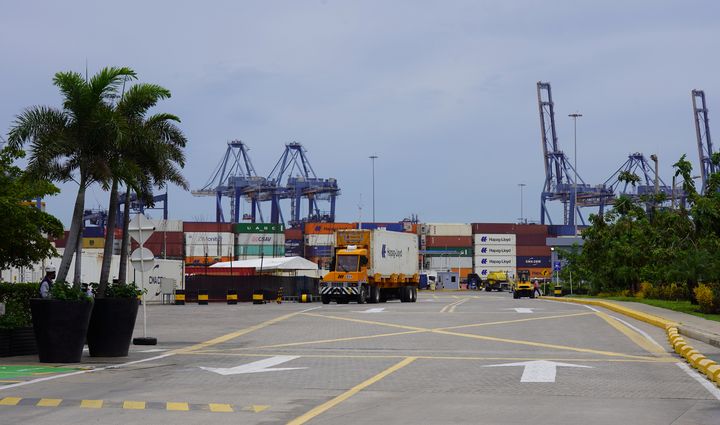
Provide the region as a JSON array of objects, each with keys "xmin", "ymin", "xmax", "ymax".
[
  {"xmin": 519, "ymin": 184, "xmax": 526, "ymax": 223},
  {"xmin": 568, "ymin": 113, "xmax": 582, "ymax": 236},
  {"xmin": 369, "ymin": 155, "xmax": 378, "ymax": 222}
]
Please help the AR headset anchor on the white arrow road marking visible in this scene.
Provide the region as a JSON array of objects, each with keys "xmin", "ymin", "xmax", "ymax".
[
  {"xmin": 484, "ymin": 360, "xmax": 592, "ymax": 383},
  {"xmin": 514, "ymin": 308, "xmax": 535, "ymax": 313},
  {"xmin": 355, "ymin": 308, "xmax": 385, "ymax": 313},
  {"xmin": 199, "ymin": 356, "xmax": 306, "ymax": 376}
]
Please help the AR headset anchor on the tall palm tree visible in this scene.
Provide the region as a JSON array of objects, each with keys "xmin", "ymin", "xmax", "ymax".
[{"xmin": 8, "ymin": 67, "xmax": 137, "ymax": 287}]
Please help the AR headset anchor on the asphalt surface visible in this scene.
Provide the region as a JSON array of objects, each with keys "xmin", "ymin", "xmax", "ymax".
[{"xmin": 1, "ymin": 291, "xmax": 719, "ymax": 424}]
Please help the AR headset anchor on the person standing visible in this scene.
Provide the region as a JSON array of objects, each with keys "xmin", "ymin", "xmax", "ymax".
[
  {"xmin": 39, "ymin": 266, "xmax": 56, "ymax": 298},
  {"xmin": 533, "ymin": 279, "xmax": 542, "ymax": 297}
]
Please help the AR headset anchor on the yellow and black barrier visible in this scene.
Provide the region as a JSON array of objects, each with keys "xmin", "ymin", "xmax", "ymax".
[
  {"xmin": 227, "ymin": 289, "xmax": 238, "ymax": 305},
  {"xmin": 299, "ymin": 292, "xmax": 312, "ymax": 303},
  {"xmin": 252, "ymin": 289, "xmax": 265, "ymax": 305},
  {"xmin": 276, "ymin": 287, "xmax": 284, "ymax": 304},
  {"xmin": 554, "ymin": 285, "xmax": 563, "ymax": 297},
  {"xmin": 175, "ymin": 289, "xmax": 185, "ymax": 305},
  {"xmin": 198, "ymin": 289, "xmax": 209, "ymax": 305}
]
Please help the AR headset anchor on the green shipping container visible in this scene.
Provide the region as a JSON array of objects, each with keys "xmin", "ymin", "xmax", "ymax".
[
  {"xmin": 233, "ymin": 223, "xmax": 285, "ymax": 234},
  {"xmin": 423, "ymin": 247, "xmax": 473, "ymax": 256},
  {"xmin": 234, "ymin": 244, "xmax": 285, "ymax": 257}
]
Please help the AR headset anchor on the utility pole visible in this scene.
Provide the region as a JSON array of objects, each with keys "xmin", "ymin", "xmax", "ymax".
[
  {"xmin": 518, "ymin": 183, "xmax": 526, "ymax": 223},
  {"xmin": 568, "ymin": 112, "xmax": 582, "ymax": 236},
  {"xmin": 369, "ymin": 155, "xmax": 378, "ymax": 222},
  {"xmin": 650, "ymin": 154, "xmax": 659, "ymax": 195}
]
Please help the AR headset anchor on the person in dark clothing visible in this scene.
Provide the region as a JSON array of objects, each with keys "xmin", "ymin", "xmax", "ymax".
[{"xmin": 39, "ymin": 266, "xmax": 56, "ymax": 298}]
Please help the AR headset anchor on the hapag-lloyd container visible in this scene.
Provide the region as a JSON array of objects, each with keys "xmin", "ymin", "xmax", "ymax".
[
  {"xmin": 235, "ymin": 233, "xmax": 285, "ymax": 245},
  {"xmin": 473, "ymin": 234, "xmax": 517, "ymax": 245},
  {"xmin": 474, "ymin": 266, "xmax": 517, "ymax": 278},
  {"xmin": 474, "ymin": 256, "xmax": 516, "ymax": 267},
  {"xmin": 422, "ymin": 223, "xmax": 472, "ymax": 236},
  {"xmin": 474, "ymin": 244, "xmax": 516, "ymax": 256}
]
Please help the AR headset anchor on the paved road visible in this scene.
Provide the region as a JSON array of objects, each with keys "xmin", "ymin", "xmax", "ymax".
[{"xmin": 1, "ymin": 291, "xmax": 719, "ymax": 424}]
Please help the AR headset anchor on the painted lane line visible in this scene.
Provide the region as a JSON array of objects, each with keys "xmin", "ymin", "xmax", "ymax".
[
  {"xmin": 200, "ymin": 355, "xmax": 306, "ymax": 376},
  {"xmin": 513, "ymin": 308, "xmax": 534, "ymax": 314},
  {"xmin": 607, "ymin": 314, "xmax": 664, "ymax": 349},
  {"xmin": 586, "ymin": 305, "xmax": 667, "ymax": 356},
  {"xmin": 137, "ymin": 348, "xmax": 167, "ymax": 353},
  {"xmin": 484, "ymin": 360, "xmax": 592, "ymax": 383},
  {"xmin": 355, "ymin": 308, "xmax": 385, "ymax": 313},
  {"xmin": 448, "ymin": 298, "xmax": 469, "ymax": 313},
  {"xmin": 676, "ymin": 362, "xmax": 720, "ymax": 401},
  {"xmin": 287, "ymin": 357, "xmax": 416, "ymax": 425}
]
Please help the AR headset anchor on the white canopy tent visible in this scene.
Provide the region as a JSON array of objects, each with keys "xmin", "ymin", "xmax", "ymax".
[{"xmin": 210, "ymin": 256, "xmax": 319, "ymax": 272}]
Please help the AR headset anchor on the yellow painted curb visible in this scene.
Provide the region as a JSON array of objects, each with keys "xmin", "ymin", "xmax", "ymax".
[
  {"xmin": 706, "ymin": 364, "xmax": 720, "ymax": 381},
  {"xmin": 687, "ymin": 353, "xmax": 706, "ymax": 367},
  {"xmin": 674, "ymin": 342, "xmax": 687, "ymax": 354},
  {"xmin": 695, "ymin": 358, "xmax": 716, "ymax": 375}
]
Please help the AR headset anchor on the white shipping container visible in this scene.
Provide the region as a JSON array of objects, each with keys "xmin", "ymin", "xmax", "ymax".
[
  {"xmin": 473, "ymin": 265, "xmax": 517, "ymax": 279},
  {"xmin": 473, "ymin": 244, "xmax": 516, "ymax": 256},
  {"xmin": 370, "ymin": 230, "xmax": 419, "ymax": 277},
  {"xmin": 185, "ymin": 243, "xmax": 234, "ymax": 258},
  {"xmin": 425, "ymin": 256, "xmax": 473, "ymax": 269},
  {"xmin": 306, "ymin": 233, "xmax": 335, "ymax": 246},
  {"xmin": 473, "ymin": 234, "xmax": 517, "ymax": 245},
  {"xmin": 474, "ymin": 256, "xmax": 517, "ymax": 267},
  {"xmin": 152, "ymin": 219, "xmax": 183, "ymax": 232},
  {"xmin": 184, "ymin": 232, "xmax": 234, "ymax": 246},
  {"xmin": 236, "ymin": 233, "xmax": 285, "ymax": 246},
  {"xmin": 425, "ymin": 223, "xmax": 472, "ymax": 236}
]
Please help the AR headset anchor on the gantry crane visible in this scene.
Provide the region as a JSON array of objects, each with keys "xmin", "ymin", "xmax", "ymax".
[
  {"xmin": 536, "ymin": 81, "xmax": 613, "ymax": 225},
  {"xmin": 692, "ymin": 90, "xmax": 716, "ymax": 194},
  {"xmin": 603, "ymin": 153, "xmax": 672, "ymax": 200}
]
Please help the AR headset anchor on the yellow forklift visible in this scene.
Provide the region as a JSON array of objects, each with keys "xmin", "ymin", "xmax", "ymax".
[{"xmin": 512, "ymin": 269, "xmax": 534, "ymax": 299}]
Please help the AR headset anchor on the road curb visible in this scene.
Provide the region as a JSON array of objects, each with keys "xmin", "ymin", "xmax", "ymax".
[{"xmin": 542, "ymin": 297, "xmax": 720, "ymax": 387}]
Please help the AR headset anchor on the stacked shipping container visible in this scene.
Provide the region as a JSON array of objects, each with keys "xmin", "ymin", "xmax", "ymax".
[
  {"xmin": 421, "ymin": 223, "xmax": 473, "ymax": 278},
  {"xmin": 183, "ymin": 222, "xmax": 234, "ymax": 265},
  {"xmin": 234, "ymin": 223, "xmax": 285, "ymax": 259},
  {"xmin": 304, "ymin": 222, "xmax": 357, "ymax": 269},
  {"xmin": 515, "ymin": 224, "xmax": 551, "ymax": 279},
  {"xmin": 284, "ymin": 227, "xmax": 304, "ymax": 257}
]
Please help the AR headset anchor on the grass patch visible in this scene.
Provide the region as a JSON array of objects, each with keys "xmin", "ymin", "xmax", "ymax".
[{"xmin": 574, "ymin": 295, "xmax": 720, "ymax": 322}]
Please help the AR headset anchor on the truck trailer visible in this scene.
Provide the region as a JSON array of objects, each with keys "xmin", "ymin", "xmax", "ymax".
[{"xmin": 320, "ymin": 229, "xmax": 419, "ymax": 304}]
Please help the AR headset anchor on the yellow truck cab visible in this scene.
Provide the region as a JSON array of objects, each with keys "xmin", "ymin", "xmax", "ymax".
[{"xmin": 512, "ymin": 269, "xmax": 534, "ymax": 299}]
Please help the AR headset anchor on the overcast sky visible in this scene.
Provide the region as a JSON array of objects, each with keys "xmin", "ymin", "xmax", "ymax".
[{"xmin": 2, "ymin": 1, "xmax": 719, "ymax": 228}]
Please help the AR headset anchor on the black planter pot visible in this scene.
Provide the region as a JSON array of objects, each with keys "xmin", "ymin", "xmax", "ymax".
[
  {"xmin": 0, "ymin": 327, "xmax": 38, "ymax": 357},
  {"xmin": 86, "ymin": 298, "xmax": 139, "ymax": 357},
  {"xmin": 30, "ymin": 298, "xmax": 93, "ymax": 363}
]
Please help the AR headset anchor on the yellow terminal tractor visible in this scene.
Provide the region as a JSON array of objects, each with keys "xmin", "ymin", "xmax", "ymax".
[
  {"xmin": 512, "ymin": 269, "xmax": 535, "ymax": 299},
  {"xmin": 320, "ymin": 229, "xmax": 419, "ymax": 304}
]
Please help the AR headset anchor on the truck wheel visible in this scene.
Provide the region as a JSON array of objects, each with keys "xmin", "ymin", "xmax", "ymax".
[
  {"xmin": 410, "ymin": 287, "xmax": 417, "ymax": 302},
  {"xmin": 399, "ymin": 286, "xmax": 409, "ymax": 302},
  {"xmin": 358, "ymin": 287, "xmax": 367, "ymax": 304},
  {"xmin": 368, "ymin": 286, "xmax": 380, "ymax": 304},
  {"xmin": 321, "ymin": 295, "xmax": 331, "ymax": 304}
]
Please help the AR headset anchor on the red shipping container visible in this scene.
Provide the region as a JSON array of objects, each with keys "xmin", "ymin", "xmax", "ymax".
[
  {"xmin": 304, "ymin": 222, "xmax": 356, "ymax": 234},
  {"xmin": 52, "ymin": 231, "xmax": 71, "ymax": 248},
  {"xmin": 516, "ymin": 245, "xmax": 552, "ymax": 256},
  {"xmin": 131, "ymin": 231, "xmax": 184, "ymax": 258},
  {"xmin": 471, "ymin": 223, "xmax": 516, "ymax": 234},
  {"xmin": 184, "ymin": 266, "xmax": 255, "ymax": 276},
  {"xmin": 183, "ymin": 221, "xmax": 233, "ymax": 233},
  {"xmin": 516, "ymin": 233, "xmax": 548, "ymax": 246},
  {"xmin": 285, "ymin": 227, "xmax": 303, "ymax": 240},
  {"xmin": 425, "ymin": 236, "xmax": 473, "ymax": 248},
  {"xmin": 514, "ymin": 224, "xmax": 548, "ymax": 235}
]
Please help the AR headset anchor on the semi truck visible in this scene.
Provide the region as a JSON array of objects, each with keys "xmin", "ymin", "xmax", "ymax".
[{"xmin": 320, "ymin": 229, "xmax": 419, "ymax": 304}]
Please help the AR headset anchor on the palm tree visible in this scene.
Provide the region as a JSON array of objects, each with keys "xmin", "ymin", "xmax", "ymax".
[{"xmin": 8, "ymin": 67, "xmax": 137, "ymax": 287}]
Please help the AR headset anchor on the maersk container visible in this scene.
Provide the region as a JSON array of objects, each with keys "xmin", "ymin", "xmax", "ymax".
[
  {"xmin": 235, "ymin": 233, "xmax": 285, "ymax": 246},
  {"xmin": 473, "ymin": 234, "xmax": 517, "ymax": 245},
  {"xmin": 306, "ymin": 233, "xmax": 335, "ymax": 246},
  {"xmin": 474, "ymin": 256, "xmax": 517, "ymax": 267},
  {"xmin": 516, "ymin": 256, "xmax": 551, "ymax": 268},
  {"xmin": 474, "ymin": 244, "xmax": 516, "ymax": 256},
  {"xmin": 423, "ymin": 223, "xmax": 472, "ymax": 236}
]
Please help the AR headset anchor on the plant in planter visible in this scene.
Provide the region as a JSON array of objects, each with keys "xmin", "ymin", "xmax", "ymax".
[
  {"xmin": 30, "ymin": 282, "xmax": 93, "ymax": 363},
  {"xmin": 86, "ymin": 283, "xmax": 143, "ymax": 357},
  {"xmin": 0, "ymin": 282, "xmax": 39, "ymax": 357}
]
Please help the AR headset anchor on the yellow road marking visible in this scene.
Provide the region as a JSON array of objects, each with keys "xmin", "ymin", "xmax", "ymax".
[
  {"xmin": 448, "ymin": 298, "xmax": 469, "ymax": 313},
  {"xmin": 80, "ymin": 399, "xmax": 103, "ymax": 409},
  {"xmin": 303, "ymin": 312, "xmax": 427, "ymax": 332},
  {"xmin": 36, "ymin": 398, "xmax": 62, "ymax": 407},
  {"xmin": 174, "ymin": 309, "xmax": 313, "ymax": 354},
  {"xmin": 287, "ymin": 357, "xmax": 417, "ymax": 425},
  {"xmin": 594, "ymin": 311, "xmax": 668, "ymax": 356},
  {"xmin": 123, "ymin": 400, "xmax": 146, "ymax": 410},
  {"xmin": 166, "ymin": 402, "xmax": 190, "ymax": 411},
  {"xmin": 0, "ymin": 380, "xmax": 21, "ymax": 383},
  {"xmin": 208, "ymin": 403, "xmax": 233, "ymax": 412},
  {"xmin": 244, "ymin": 404, "xmax": 270, "ymax": 413},
  {"xmin": 234, "ymin": 330, "xmax": 425, "ymax": 351},
  {"xmin": 0, "ymin": 396, "xmax": 21, "ymax": 405},
  {"xmin": 440, "ymin": 298, "xmax": 467, "ymax": 313}
]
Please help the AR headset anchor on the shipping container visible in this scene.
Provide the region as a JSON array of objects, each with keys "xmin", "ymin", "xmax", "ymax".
[
  {"xmin": 305, "ymin": 234, "xmax": 335, "ymax": 246},
  {"xmin": 474, "ymin": 256, "xmax": 517, "ymax": 267},
  {"xmin": 474, "ymin": 244, "xmax": 516, "ymax": 256},
  {"xmin": 82, "ymin": 226, "xmax": 104, "ymax": 238},
  {"xmin": 359, "ymin": 222, "xmax": 405, "ymax": 232},
  {"xmin": 516, "ymin": 245, "xmax": 552, "ymax": 256},
  {"xmin": 82, "ymin": 237, "xmax": 104, "ymax": 249},
  {"xmin": 235, "ymin": 233, "xmax": 285, "ymax": 246},
  {"xmin": 183, "ymin": 222, "xmax": 233, "ymax": 233},
  {"xmin": 449, "ymin": 268, "xmax": 473, "ymax": 279},
  {"xmin": 516, "ymin": 256, "xmax": 551, "ymax": 268},
  {"xmin": 425, "ymin": 235, "xmax": 473, "ymax": 248},
  {"xmin": 423, "ymin": 223, "xmax": 472, "ymax": 236},
  {"xmin": 425, "ymin": 256, "xmax": 473, "ymax": 269},
  {"xmin": 184, "ymin": 232, "xmax": 234, "ymax": 246},
  {"xmin": 131, "ymin": 231, "xmax": 184, "ymax": 258},
  {"xmin": 474, "ymin": 266, "xmax": 517, "ymax": 279},
  {"xmin": 284, "ymin": 227, "xmax": 303, "ymax": 240},
  {"xmin": 514, "ymin": 224, "xmax": 548, "ymax": 235},
  {"xmin": 284, "ymin": 239, "xmax": 304, "ymax": 256},
  {"xmin": 184, "ymin": 266, "xmax": 255, "ymax": 276},
  {"xmin": 422, "ymin": 247, "xmax": 473, "ymax": 256},
  {"xmin": 152, "ymin": 219, "xmax": 184, "ymax": 232},
  {"xmin": 185, "ymin": 256, "xmax": 232, "ymax": 265},
  {"xmin": 233, "ymin": 223, "xmax": 285, "ymax": 234},
  {"xmin": 304, "ymin": 222, "xmax": 356, "ymax": 234},
  {"xmin": 471, "ymin": 223, "xmax": 516, "ymax": 234},
  {"xmin": 234, "ymin": 244, "xmax": 285, "ymax": 257},
  {"xmin": 473, "ymin": 234, "xmax": 517, "ymax": 245},
  {"xmin": 516, "ymin": 233, "xmax": 548, "ymax": 246},
  {"xmin": 305, "ymin": 245, "xmax": 334, "ymax": 257}
]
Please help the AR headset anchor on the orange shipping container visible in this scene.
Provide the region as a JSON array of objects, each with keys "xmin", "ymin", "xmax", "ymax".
[
  {"xmin": 449, "ymin": 268, "xmax": 473, "ymax": 279},
  {"xmin": 304, "ymin": 222, "xmax": 357, "ymax": 235}
]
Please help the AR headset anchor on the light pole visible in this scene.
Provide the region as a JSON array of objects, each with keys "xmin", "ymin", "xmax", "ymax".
[
  {"xmin": 650, "ymin": 154, "xmax": 659, "ymax": 195},
  {"xmin": 568, "ymin": 112, "xmax": 582, "ymax": 236},
  {"xmin": 518, "ymin": 183, "xmax": 526, "ymax": 223},
  {"xmin": 369, "ymin": 155, "xmax": 378, "ymax": 222}
]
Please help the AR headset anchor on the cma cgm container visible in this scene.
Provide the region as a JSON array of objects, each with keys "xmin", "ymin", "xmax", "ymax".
[
  {"xmin": 421, "ymin": 223, "xmax": 472, "ymax": 236},
  {"xmin": 321, "ymin": 229, "xmax": 419, "ymax": 304}
]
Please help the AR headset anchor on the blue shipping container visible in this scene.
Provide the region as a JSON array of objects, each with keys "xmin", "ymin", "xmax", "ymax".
[
  {"xmin": 516, "ymin": 256, "xmax": 551, "ymax": 268},
  {"xmin": 305, "ymin": 245, "xmax": 333, "ymax": 257},
  {"xmin": 359, "ymin": 223, "xmax": 405, "ymax": 232},
  {"xmin": 83, "ymin": 226, "xmax": 104, "ymax": 238}
]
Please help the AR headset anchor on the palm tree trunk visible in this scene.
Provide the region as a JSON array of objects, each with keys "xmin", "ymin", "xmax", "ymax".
[
  {"xmin": 73, "ymin": 213, "xmax": 83, "ymax": 288},
  {"xmin": 98, "ymin": 178, "xmax": 119, "ymax": 296},
  {"xmin": 56, "ymin": 178, "xmax": 87, "ymax": 284},
  {"xmin": 118, "ymin": 189, "xmax": 132, "ymax": 284}
]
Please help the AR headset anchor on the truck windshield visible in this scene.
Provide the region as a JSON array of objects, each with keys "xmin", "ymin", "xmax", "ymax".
[{"xmin": 336, "ymin": 255, "xmax": 359, "ymax": 272}]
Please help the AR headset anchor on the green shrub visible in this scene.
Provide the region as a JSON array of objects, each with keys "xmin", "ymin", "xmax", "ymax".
[
  {"xmin": 105, "ymin": 282, "xmax": 144, "ymax": 298},
  {"xmin": 694, "ymin": 283, "xmax": 720, "ymax": 314},
  {"xmin": 50, "ymin": 281, "xmax": 93, "ymax": 302},
  {"xmin": 0, "ymin": 282, "xmax": 39, "ymax": 329},
  {"xmin": 636, "ymin": 282, "xmax": 653, "ymax": 299}
]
